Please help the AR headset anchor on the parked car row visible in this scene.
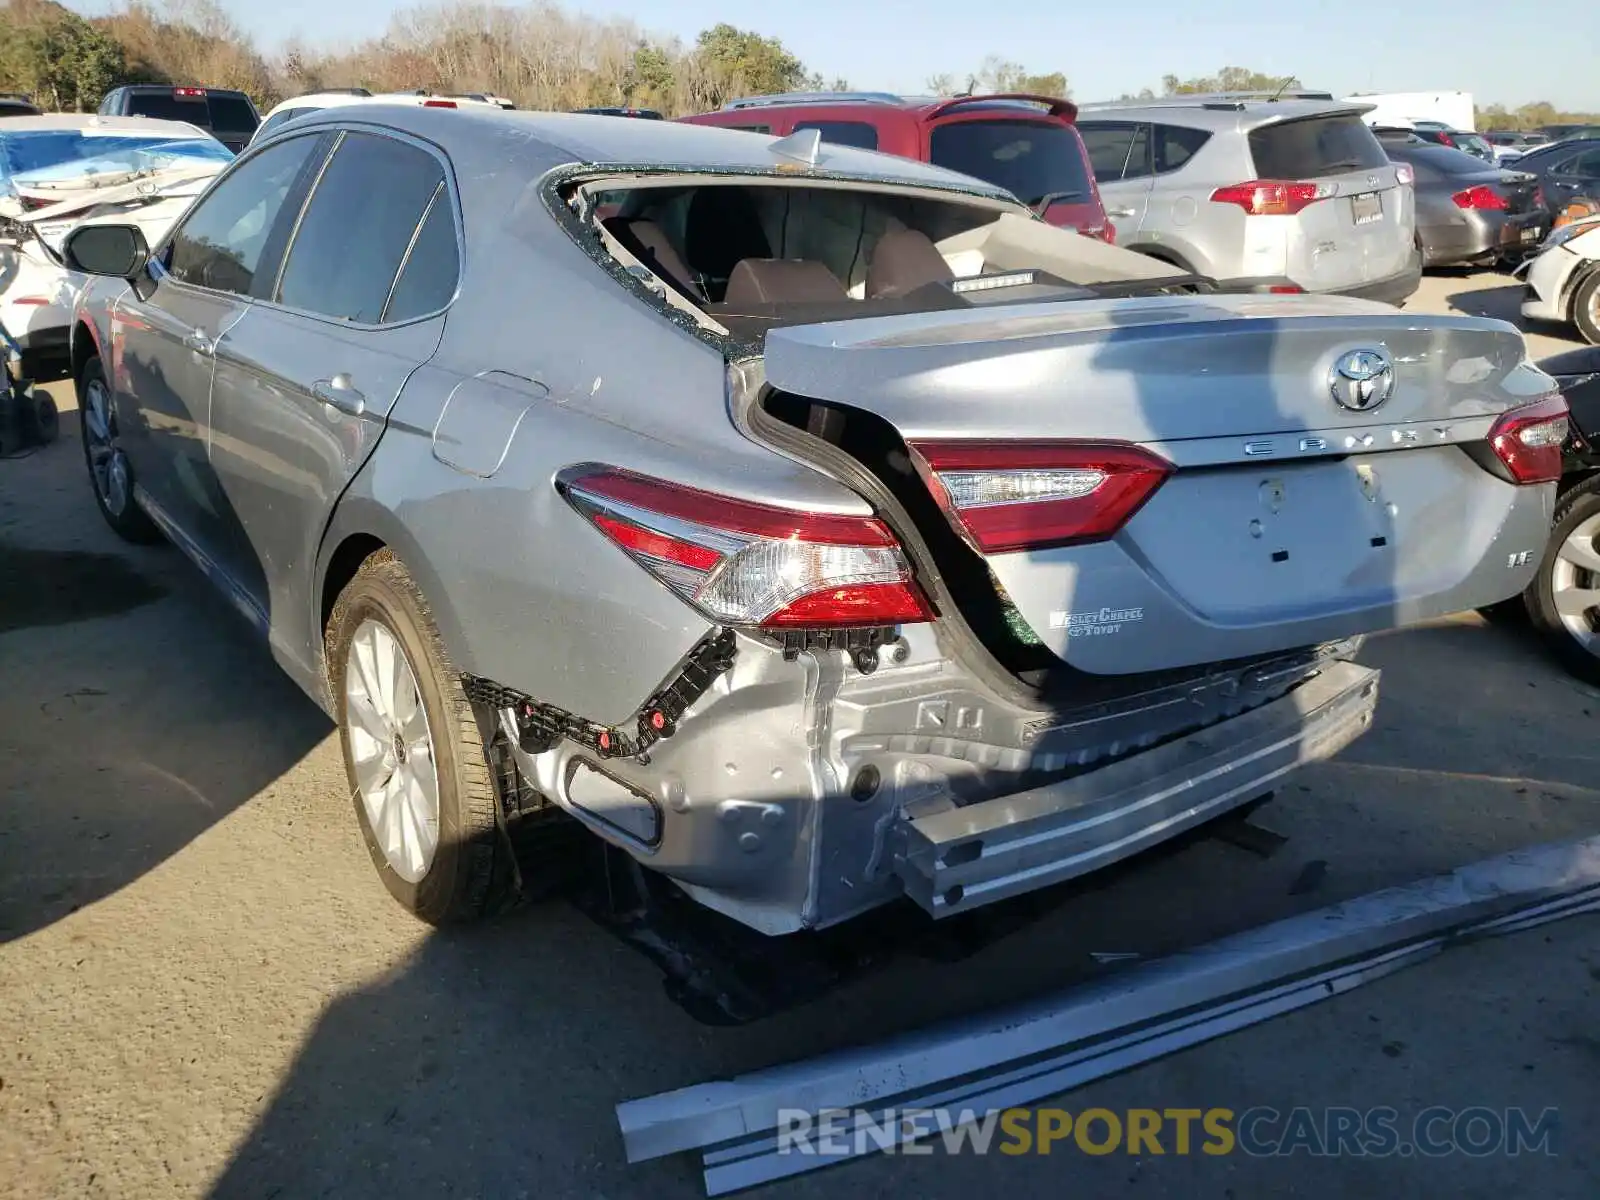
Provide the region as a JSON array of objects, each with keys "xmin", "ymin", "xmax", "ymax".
[{"xmin": 683, "ymin": 91, "xmax": 1421, "ymax": 304}]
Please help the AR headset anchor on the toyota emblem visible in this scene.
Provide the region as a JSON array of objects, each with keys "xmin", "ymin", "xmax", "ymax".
[{"xmin": 1329, "ymin": 348, "xmax": 1395, "ymax": 412}]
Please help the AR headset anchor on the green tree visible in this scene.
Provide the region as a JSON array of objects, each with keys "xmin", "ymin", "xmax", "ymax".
[
  {"xmin": 691, "ymin": 23, "xmax": 807, "ymax": 103},
  {"xmin": 2, "ymin": 9, "xmax": 126, "ymax": 110},
  {"xmin": 965, "ymin": 56, "xmax": 1068, "ymax": 98},
  {"xmin": 1160, "ymin": 67, "xmax": 1301, "ymax": 95}
]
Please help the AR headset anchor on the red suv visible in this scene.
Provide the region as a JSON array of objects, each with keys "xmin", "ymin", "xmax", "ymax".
[{"xmin": 680, "ymin": 91, "xmax": 1114, "ymax": 242}]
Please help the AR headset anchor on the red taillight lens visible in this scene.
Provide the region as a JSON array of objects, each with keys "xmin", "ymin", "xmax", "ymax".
[
  {"xmin": 1209, "ymin": 180, "xmax": 1331, "ymax": 216},
  {"xmin": 561, "ymin": 467, "xmax": 933, "ymax": 629},
  {"xmin": 1489, "ymin": 396, "xmax": 1569, "ymax": 484},
  {"xmin": 173, "ymin": 87, "xmax": 205, "ymax": 98},
  {"xmin": 1395, "ymin": 163, "xmax": 1415, "ymax": 187},
  {"xmin": 422, "ymin": 99, "xmax": 458, "ymax": 108},
  {"xmin": 1452, "ymin": 184, "xmax": 1508, "ymax": 211},
  {"xmin": 1534, "ymin": 185, "xmax": 1546, "ymax": 209},
  {"xmin": 908, "ymin": 441, "xmax": 1173, "ymax": 554},
  {"xmin": 1437, "ymin": 132, "xmax": 1456, "ymax": 146}
]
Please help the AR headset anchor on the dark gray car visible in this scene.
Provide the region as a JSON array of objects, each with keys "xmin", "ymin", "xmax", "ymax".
[
  {"xmin": 1380, "ymin": 137, "xmax": 1547, "ymax": 266},
  {"xmin": 60, "ymin": 108, "xmax": 1564, "ymax": 936}
]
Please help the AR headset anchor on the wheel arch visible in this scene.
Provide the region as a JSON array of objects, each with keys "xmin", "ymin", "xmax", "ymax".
[
  {"xmin": 70, "ymin": 319, "xmax": 103, "ymax": 384},
  {"xmin": 1123, "ymin": 242, "xmax": 1201, "ymax": 275},
  {"xmin": 312, "ymin": 496, "xmax": 472, "ymax": 713},
  {"xmin": 1560, "ymin": 257, "xmax": 1600, "ymax": 311}
]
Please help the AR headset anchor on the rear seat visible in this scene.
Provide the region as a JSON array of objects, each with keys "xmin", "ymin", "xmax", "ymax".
[{"xmin": 723, "ymin": 258, "xmax": 849, "ymax": 305}]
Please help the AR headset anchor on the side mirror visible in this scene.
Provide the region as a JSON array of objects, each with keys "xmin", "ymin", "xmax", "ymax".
[{"xmin": 62, "ymin": 223, "xmax": 150, "ymax": 279}]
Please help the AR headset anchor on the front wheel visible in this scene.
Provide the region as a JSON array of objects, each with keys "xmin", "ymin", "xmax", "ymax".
[
  {"xmin": 1572, "ymin": 272, "xmax": 1600, "ymax": 346},
  {"xmin": 79, "ymin": 356, "xmax": 160, "ymax": 543},
  {"xmin": 326, "ymin": 550, "xmax": 514, "ymax": 923},
  {"xmin": 1524, "ymin": 479, "xmax": 1600, "ymax": 686}
]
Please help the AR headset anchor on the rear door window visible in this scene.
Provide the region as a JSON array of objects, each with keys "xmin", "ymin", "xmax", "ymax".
[
  {"xmin": 928, "ymin": 119, "xmax": 1093, "ymax": 207},
  {"xmin": 793, "ymin": 120, "xmax": 878, "ymax": 150},
  {"xmin": 1154, "ymin": 124, "xmax": 1210, "ymax": 174},
  {"xmin": 1248, "ymin": 114, "xmax": 1390, "ymax": 179},
  {"xmin": 383, "ymin": 188, "xmax": 461, "ymax": 322},
  {"xmin": 1568, "ymin": 148, "xmax": 1600, "ymax": 179},
  {"xmin": 1078, "ymin": 121, "xmax": 1141, "ymax": 182},
  {"xmin": 275, "ymin": 132, "xmax": 447, "ymax": 324}
]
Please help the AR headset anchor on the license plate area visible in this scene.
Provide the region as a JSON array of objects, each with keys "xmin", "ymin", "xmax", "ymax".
[{"xmin": 1350, "ymin": 191, "xmax": 1383, "ymax": 226}]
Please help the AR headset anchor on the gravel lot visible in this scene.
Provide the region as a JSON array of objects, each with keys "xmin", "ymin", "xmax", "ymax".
[{"xmin": 2, "ymin": 270, "xmax": 1597, "ymax": 1199}]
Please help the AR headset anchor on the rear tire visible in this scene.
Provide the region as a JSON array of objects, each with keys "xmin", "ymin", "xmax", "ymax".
[
  {"xmin": 1523, "ymin": 478, "xmax": 1600, "ymax": 686},
  {"xmin": 326, "ymin": 549, "xmax": 514, "ymax": 924},
  {"xmin": 78, "ymin": 356, "xmax": 160, "ymax": 543},
  {"xmin": 1572, "ymin": 272, "xmax": 1600, "ymax": 346}
]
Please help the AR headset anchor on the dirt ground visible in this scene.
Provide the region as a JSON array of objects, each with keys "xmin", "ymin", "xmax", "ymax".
[{"xmin": 1, "ymin": 270, "xmax": 1597, "ymax": 1199}]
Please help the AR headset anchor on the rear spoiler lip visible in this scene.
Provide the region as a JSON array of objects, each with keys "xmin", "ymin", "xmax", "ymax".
[
  {"xmin": 1242, "ymin": 100, "xmax": 1377, "ymax": 128},
  {"xmin": 925, "ymin": 93, "xmax": 1079, "ymax": 124}
]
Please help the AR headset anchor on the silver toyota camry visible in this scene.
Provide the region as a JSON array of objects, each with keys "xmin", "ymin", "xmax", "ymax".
[{"xmin": 62, "ymin": 106, "xmax": 1567, "ymax": 935}]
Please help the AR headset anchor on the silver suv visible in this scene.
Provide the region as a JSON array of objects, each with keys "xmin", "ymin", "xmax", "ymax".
[{"xmin": 1077, "ymin": 98, "xmax": 1420, "ymax": 303}]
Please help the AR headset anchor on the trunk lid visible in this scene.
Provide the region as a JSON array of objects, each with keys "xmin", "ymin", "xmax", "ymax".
[{"xmin": 759, "ymin": 293, "xmax": 1557, "ymax": 676}]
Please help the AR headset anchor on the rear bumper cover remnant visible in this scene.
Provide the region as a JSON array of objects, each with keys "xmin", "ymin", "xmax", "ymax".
[{"xmin": 895, "ymin": 660, "xmax": 1380, "ymax": 916}]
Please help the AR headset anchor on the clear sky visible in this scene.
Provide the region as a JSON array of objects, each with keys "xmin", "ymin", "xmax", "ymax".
[{"xmin": 71, "ymin": 0, "xmax": 1600, "ymax": 111}]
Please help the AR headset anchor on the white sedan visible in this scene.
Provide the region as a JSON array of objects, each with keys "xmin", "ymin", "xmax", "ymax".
[
  {"xmin": 1519, "ymin": 217, "xmax": 1600, "ymax": 345},
  {"xmin": 0, "ymin": 114, "xmax": 233, "ymax": 381}
]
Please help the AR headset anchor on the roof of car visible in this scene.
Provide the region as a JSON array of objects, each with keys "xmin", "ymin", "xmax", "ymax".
[
  {"xmin": 1075, "ymin": 97, "xmax": 1372, "ymax": 130},
  {"xmin": 277, "ymin": 104, "xmax": 1020, "ymax": 198},
  {"xmin": 0, "ymin": 113, "xmax": 211, "ymax": 137}
]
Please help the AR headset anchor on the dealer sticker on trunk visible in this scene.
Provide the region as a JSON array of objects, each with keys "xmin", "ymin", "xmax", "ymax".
[{"xmin": 1050, "ymin": 606, "xmax": 1145, "ymax": 637}]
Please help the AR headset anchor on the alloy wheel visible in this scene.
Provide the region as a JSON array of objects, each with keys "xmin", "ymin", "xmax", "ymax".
[
  {"xmin": 82, "ymin": 376, "xmax": 131, "ymax": 517},
  {"xmin": 1550, "ymin": 511, "xmax": 1600, "ymax": 656},
  {"xmin": 344, "ymin": 617, "xmax": 441, "ymax": 882}
]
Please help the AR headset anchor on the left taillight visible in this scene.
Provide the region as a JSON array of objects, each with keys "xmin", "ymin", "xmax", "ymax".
[
  {"xmin": 1453, "ymin": 184, "xmax": 1508, "ymax": 211},
  {"xmin": 559, "ymin": 467, "xmax": 933, "ymax": 629},
  {"xmin": 908, "ymin": 441, "xmax": 1173, "ymax": 554},
  {"xmin": 1489, "ymin": 395, "xmax": 1570, "ymax": 484}
]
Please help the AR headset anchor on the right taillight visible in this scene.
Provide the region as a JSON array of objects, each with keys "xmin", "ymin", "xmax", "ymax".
[
  {"xmin": 1489, "ymin": 395, "xmax": 1570, "ymax": 484},
  {"xmin": 560, "ymin": 466, "xmax": 933, "ymax": 629},
  {"xmin": 1209, "ymin": 180, "xmax": 1334, "ymax": 216},
  {"xmin": 907, "ymin": 440, "xmax": 1173, "ymax": 554}
]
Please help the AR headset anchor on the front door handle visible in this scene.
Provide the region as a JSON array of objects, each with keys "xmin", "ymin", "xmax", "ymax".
[
  {"xmin": 183, "ymin": 328, "xmax": 214, "ymax": 355},
  {"xmin": 313, "ymin": 373, "xmax": 366, "ymax": 417},
  {"xmin": 1107, "ymin": 207, "xmax": 1137, "ymax": 219}
]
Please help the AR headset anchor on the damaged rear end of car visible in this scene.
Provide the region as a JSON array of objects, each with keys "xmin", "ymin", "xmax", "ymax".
[{"xmin": 473, "ymin": 157, "xmax": 1565, "ymax": 936}]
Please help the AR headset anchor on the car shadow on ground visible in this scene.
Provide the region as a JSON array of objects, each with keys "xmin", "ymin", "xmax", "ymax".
[{"xmin": 0, "ymin": 407, "xmax": 332, "ymax": 944}]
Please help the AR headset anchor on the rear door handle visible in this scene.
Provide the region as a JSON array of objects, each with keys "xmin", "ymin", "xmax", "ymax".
[
  {"xmin": 1107, "ymin": 207, "xmax": 1137, "ymax": 218},
  {"xmin": 313, "ymin": 374, "xmax": 366, "ymax": 417},
  {"xmin": 184, "ymin": 328, "xmax": 214, "ymax": 355}
]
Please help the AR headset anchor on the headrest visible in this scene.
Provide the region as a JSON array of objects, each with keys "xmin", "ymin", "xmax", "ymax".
[
  {"xmin": 723, "ymin": 258, "xmax": 849, "ymax": 305},
  {"xmin": 866, "ymin": 227, "xmax": 956, "ymax": 299}
]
